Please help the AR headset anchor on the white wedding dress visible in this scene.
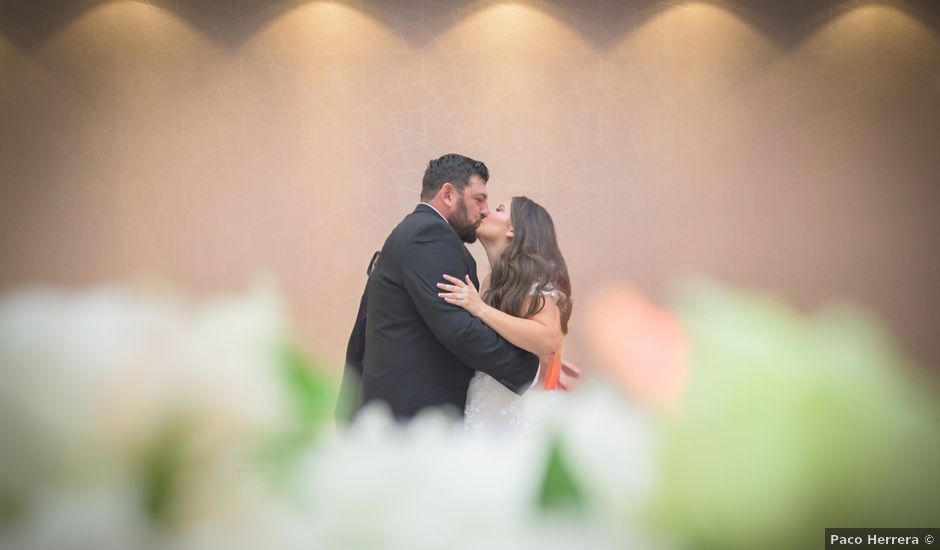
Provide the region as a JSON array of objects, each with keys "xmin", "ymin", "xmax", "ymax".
[
  {"xmin": 464, "ymin": 283, "xmax": 566, "ymax": 435},
  {"xmin": 464, "ymin": 368, "xmax": 542, "ymax": 435}
]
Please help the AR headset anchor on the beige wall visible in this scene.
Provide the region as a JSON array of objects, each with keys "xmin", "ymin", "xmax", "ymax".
[{"xmin": 2, "ymin": 0, "xmax": 939, "ymax": 370}]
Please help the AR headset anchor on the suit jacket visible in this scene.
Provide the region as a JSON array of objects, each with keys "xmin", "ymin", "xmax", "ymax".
[{"xmin": 337, "ymin": 203, "xmax": 539, "ymax": 420}]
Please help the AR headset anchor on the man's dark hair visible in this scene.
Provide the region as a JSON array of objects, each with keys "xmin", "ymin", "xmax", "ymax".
[{"xmin": 420, "ymin": 153, "xmax": 489, "ymax": 201}]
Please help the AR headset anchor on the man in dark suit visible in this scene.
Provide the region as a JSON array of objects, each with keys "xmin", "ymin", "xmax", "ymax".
[{"xmin": 337, "ymin": 154, "xmax": 539, "ymax": 421}]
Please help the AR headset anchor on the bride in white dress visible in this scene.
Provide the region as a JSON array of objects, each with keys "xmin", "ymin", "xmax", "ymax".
[{"xmin": 436, "ymin": 196, "xmax": 573, "ymax": 434}]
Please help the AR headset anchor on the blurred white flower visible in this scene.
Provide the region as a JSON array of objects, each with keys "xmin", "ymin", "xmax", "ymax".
[
  {"xmin": 0, "ymin": 482, "xmax": 147, "ymax": 550},
  {"xmin": 280, "ymin": 403, "xmax": 631, "ymax": 550},
  {"xmin": 524, "ymin": 383, "xmax": 661, "ymax": 534},
  {"xmin": 0, "ymin": 280, "xmax": 299, "ymax": 544}
]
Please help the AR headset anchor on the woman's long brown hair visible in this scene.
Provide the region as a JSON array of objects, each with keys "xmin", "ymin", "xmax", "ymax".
[{"xmin": 482, "ymin": 196, "xmax": 572, "ymax": 334}]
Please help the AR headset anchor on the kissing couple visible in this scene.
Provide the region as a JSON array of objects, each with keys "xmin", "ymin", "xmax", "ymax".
[{"xmin": 339, "ymin": 153, "xmax": 576, "ymax": 434}]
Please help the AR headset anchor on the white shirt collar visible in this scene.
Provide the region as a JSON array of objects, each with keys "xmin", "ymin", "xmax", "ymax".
[{"xmin": 420, "ymin": 202, "xmax": 449, "ymax": 223}]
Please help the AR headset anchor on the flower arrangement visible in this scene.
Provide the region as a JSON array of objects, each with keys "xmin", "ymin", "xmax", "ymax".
[{"xmin": 0, "ymin": 279, "xmax": 936, "ymax": 550}]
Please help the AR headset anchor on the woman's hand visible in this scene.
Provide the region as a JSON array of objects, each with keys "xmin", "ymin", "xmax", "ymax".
[{"xmin": 437, "ymin": 274, "xmax": 488, "ymax": 317}]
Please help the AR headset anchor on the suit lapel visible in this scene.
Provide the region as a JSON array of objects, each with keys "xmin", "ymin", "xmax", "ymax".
[
  {"xmin": 414, "ymin": 203, "xmax": 478, "ymax": 285},
  {"xmin": 463, "ymin": 248, "xmax": 479, "ymax": 288}
]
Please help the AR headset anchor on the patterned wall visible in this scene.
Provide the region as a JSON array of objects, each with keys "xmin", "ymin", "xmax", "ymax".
[{"xmin": 2, "ymin": 0, "xmax": 939, "ymax": 369}]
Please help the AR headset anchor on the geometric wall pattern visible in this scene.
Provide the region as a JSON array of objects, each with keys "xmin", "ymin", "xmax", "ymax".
[{"xmin": 2, "ymin": 0, "xmax": 939, "ymax": 368}]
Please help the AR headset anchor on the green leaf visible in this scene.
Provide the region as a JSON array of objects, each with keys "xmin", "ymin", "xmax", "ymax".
[
  {"xmin": 537, "ymin": 436, "xmax": 585, "ymax": 511},
  {"xmin": 279, "ymin": 343, "xmax": 336, "ymax": 428},
  {"xmin": 140, "ymin": 416, "xmax": 190, "ymax": 526},
  {"xmin": 258, "ymin": 343, "xmax": 338, "ymax": 476}
]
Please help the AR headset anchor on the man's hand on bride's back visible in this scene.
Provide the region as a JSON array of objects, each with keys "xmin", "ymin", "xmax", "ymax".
[{"xmin": 437, "ymin": 274, "xmax": 487, "ymax": 317}]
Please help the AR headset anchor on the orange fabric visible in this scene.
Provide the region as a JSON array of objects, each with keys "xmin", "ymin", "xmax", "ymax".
[{"xmin": 543, "ymin": 342, "xmax": 563, "ymax": 390}]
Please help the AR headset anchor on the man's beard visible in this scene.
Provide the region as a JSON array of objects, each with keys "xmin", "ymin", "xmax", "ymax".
[{"xmin": 448, "ymin": 200, "xmax": 481, "ymax": 244}]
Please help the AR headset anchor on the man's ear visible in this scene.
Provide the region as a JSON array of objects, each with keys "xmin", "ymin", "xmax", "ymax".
[{"xmin": 441, "ymin": 182, "xmax": 456, "ymax": 207}]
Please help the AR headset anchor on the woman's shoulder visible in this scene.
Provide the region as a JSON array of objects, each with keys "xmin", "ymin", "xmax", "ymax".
[{"xmin": 528, "ymin": 281, "xmax": 567, "ymax": 302}]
